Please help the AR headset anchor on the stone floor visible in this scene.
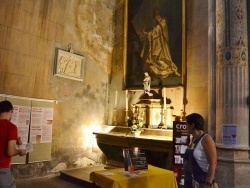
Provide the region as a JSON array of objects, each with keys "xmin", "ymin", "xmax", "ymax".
[
  {"xmin": 16, "ymin": 165, "xmax": 105, "ymax": 188},
  {"xmin": 16, "ymin": 175, "xmax": 83, "ymax": 188}
]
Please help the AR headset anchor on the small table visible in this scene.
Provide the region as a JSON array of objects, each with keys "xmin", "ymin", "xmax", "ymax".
[{"xmin": 90, "ymin": 165, "xmax": 178, "ymax": 188}]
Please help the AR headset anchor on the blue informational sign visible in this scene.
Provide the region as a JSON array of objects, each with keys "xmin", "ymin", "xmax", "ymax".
[{"xmin": 222, "ymin": 124, "xmax": 237, "ymax": 145}]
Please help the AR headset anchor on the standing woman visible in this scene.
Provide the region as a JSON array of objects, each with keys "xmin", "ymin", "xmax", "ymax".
[
  {"xmin": 185, "ymin": 113, "xmax": 217, "ymax": 188},
  {"xmin": 0, "ymin": 100, "xmax": 27, "ymax": 188}
]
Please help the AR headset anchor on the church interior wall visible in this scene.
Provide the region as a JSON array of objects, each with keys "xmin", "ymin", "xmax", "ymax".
[{"xmin": 0, "ymin": 0, "xmax": 215, "ymax": 180}]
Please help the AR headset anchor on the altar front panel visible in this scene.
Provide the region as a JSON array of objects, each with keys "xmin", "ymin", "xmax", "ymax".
[{"xmin": 93, "ymin": 126, "xmax": 173, "ymax": 170}]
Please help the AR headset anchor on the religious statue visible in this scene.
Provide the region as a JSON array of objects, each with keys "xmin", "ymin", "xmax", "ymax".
[{"xmin": 143, "ymin": 72, "xmax": 153, "ymax": 96}]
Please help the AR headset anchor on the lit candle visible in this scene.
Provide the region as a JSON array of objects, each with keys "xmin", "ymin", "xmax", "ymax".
[
  {"xmin": 125, "ymin": 90, "xmax": 128, "ymax": 110},
  {"xmin": 115, "ymin": 90, "xmax": 118, "ymax": 107},
  {"xmin": 163, "ymin": 88, "xmax": 166, "ymax": 110}
]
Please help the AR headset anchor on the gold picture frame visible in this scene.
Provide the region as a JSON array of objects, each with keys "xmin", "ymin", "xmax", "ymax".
[
  {"xmin": 123, "ymin": 0, "xmax": 186, "ymax": 90},
  {"xmin": 54, "ymin": 48, "xmax": 85, "ymax": 81}
]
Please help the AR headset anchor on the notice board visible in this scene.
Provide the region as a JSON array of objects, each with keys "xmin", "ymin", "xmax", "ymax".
[
  {"xmin": 28, "ymin": 100, "xmax": 54, "ymax": 162},
  {"xmin": 0, "ymin": 95, "xmax": 54, "ymax": 164}
]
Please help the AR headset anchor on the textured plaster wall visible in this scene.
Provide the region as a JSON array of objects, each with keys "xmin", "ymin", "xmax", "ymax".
[{"xmin": 0, "ymin": 0, "xmax": 116, "ymax": 178}]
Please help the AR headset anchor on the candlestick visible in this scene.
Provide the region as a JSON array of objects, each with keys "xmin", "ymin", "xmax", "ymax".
[
  {"xmin": 113, "ymin": 109, "xmax": 117, "ymax": 126},
  {"xmin": 163, "ymin": 88, "xmax": 166, "ymax": 110},
  {"xmin": 115, "ymin": 90, "xmax": 118, "ymax": 107},
  {"xmin": 166, "ymin": 107, "xmax": 171, "ymax": 126},
  {"xmin": 125, "ymin": 90, "xmax": 128, "ymax": 110},
  {"xmin": 124, "ymin": 109, "xmax": 129, "ymax": 127},
  {"xmin": 158, "ymin": 107, "xmax": 165, "ymax": 128}
]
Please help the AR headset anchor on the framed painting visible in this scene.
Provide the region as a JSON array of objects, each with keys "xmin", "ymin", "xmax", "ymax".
[
  {"xmin": 123, "ymin": 0, "xmax": 186, "ymax": 90},
  {"xmin": 54, "ymin": 48, "xmax": 85, "ymax": 81}
]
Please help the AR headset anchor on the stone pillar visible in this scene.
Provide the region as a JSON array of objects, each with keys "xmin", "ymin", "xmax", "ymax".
[{"xmin": 216, "ymin": 0, "xmax": 250, "ymax": 187}]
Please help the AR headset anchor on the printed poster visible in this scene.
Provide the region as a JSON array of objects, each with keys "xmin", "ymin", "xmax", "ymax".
[
  {"xmin": 123, "ymin": 148, "xmax": 148, "ymax": 171},
  {"xmin": 223, "ymin": 124, "xmax": 237, "ymax": 145},
  {"xmin": 11, "ymin": 105, "xmax": 31, "ymax": 144},
  {"xmin": 172, "ymin": 121, "xmax": 190, "ymax": 187},
  {"xmin": 172, "ymin": 121, "xmax": 190, "ymax": 166},
  {"xmin": 30, "ymin": 107, "xmax": 53, "ymax": 144}
]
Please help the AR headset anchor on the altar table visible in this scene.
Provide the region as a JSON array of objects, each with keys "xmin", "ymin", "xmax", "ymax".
[{"xmin": 90, "ymin": 165, "xmax": 178, "ymax": 188}]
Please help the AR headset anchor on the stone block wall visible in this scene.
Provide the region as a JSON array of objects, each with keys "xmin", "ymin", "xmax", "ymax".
[{"xmin": 0, "ymin": 0, "xmax": 116, "ymax": 178}]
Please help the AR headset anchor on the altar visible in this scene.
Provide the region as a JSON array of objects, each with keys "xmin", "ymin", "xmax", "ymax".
[{"xmin": 93, "ymin": 126, "xmax": 173, "ymax": 170}]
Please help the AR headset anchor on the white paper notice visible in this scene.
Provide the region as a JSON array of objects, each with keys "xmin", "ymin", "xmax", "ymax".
[
  {"xmin": 30, "ymin": 107, "xmax": 53, "ymax": 144},
  {"xmin": 11, "ymin": 105, "xmax": 31, "ymax": 144}
]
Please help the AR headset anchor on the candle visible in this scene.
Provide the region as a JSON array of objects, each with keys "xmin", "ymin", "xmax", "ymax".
[
  {"xmin": 166, "ymin": 107, "xmax": 171, "ymax": 127},
  {"xmin": 125, "ymin": 90, "xmax": 128, "ymax": 110},
  {"xmin": 163, "ymin": 88, "xmax": 166, "ymax": 110},
  {"xmin": 115, "ymin": 90, "xmax": 118, "ymax": 107}
]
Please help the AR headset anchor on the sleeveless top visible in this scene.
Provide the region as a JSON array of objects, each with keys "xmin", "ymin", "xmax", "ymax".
[{"xmin": 193, "ymin": 134, "xmax": 209, "ymax": 172}]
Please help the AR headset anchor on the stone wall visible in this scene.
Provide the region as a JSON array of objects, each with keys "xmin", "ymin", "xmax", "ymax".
[
  {"xmin": 185, "ymin": 0, "xmax": 209, "ymax": 127},
  {"xmin": 0, "ymin": 0, "xmax": 215, "ymax": 181},
  {"xmin": 0, "ymin": 0, "xmax": 116, "ymax": 178}
]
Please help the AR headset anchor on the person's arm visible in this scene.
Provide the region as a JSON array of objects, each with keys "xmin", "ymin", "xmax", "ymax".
[
  {"xmin": 8, "ymin": 140, "xmax": 26, "ymax": 156},
  {"xmin": 16, "ymin": 137, "xmax": 22, "ymax": 145},
  {"xmin": 202, "ymin": 134, "xmax": 217, "ymax": 185}
]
